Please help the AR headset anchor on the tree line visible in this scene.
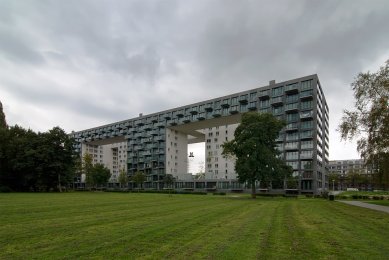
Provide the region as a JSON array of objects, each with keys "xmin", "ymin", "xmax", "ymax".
[{"xmin": 0, "ymin": 125, "xmax": 76, "ymax": 191}]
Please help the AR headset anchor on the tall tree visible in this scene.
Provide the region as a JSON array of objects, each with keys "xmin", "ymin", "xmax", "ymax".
[
  {"xmin": 339, "ymin": 60, "xmax": 389, "ymax": 189},
  {"xmin": 83, "ymin": 153, "xmax": 94, "ymax": 189},
  {"xmin": 0, "ymin": 101, "xmax": 7, "ymax": 129},
  {"xmin": 35, "ymin": 127, "xmax": 76, "ymax": 191},
  {"xmin": 118, "ymin": 168, "xmax": 129, "ymax": 189},
  {"xmin": 90, "ymin": 163, "xmax": 111, "ymax": 188},
  {"xmin": 222, "ymin": 112, "xmax": 292, "ymax": 198},
  {"xmin": 132, "ymin": 171, "xmax": 146, "ymax": 191}
]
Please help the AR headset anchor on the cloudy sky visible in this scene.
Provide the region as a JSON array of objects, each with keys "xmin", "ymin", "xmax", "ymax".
[{"xmin": 1, "ymin": 0, "xmax": 388, "ymax": 170}]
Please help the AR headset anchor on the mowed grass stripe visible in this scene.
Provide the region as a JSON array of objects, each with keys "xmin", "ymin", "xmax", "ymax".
[{"xmin": 1, "ymin": 193, "xmax": 389, "ymax": 259}]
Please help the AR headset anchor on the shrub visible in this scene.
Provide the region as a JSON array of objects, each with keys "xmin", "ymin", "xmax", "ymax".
[
  {"xmin": 213, "ymin": 192, "xmax": 226, "ymax": 196},
  {"xmin": 373, "ymin": 196, "xmax": 380, "ymax": 200},
  {"xmin": 0, "ymin": 186, "xmax": 12, "ymax": 193},
  {"xmin": 305, "ymin": 194, "xmax": 313, "ymax": 198},
  {"xmin": 352, "ymin": 195, "xmax": 359, "ymax": 199}
]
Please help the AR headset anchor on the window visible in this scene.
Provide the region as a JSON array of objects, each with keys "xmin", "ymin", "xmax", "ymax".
[
  {"xmin": 301, "ymin": 100, "xmax": 313, "ymax": 110},
  {"xmin": 286, "ymin": 113, "xmax": 299, "ymax": 122},
  {"xmin": 301, "ymin": 120, "xmax": 313, "ymax": 129},
  {"xmin": 301, "ymin": 140, "xmax": 313, "ymax": 149},
  {"xmin": 301, "ymin": 80, "xmax": 312, "ymax": 91},
  {"xmin": 272, "ymin": 86, "xmax": 284, "ymax": 96},
  {"xmin": 286, "ymin": 151, "xmax": 298, "ymax": 160},
  {"xmin": 286, "ymin": 94, "xmax": 299, "ymax": 103}
]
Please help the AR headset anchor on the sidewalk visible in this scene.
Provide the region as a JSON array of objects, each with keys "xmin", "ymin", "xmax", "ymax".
[{"xmin": 337, "ymin": 200, "xmax": 389, "ymax": 214}]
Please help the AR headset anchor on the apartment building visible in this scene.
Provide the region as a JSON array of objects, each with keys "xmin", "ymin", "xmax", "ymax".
[
  {"xmin": 328, "ymin": 159, "xmax": 370, "ymax": 175},
  {"xmin": 71, "ymin": 74, "xmax": 329, "ymax": 194}
]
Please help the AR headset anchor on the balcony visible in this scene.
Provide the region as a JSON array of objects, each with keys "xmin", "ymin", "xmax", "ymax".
[
  {"xmin": 285, "ymin": 142, "xmax": 299, "ymax": 150},
  {"xmin": 168, "ymin": 119, "xmax": 177, "ymax": 126},
  {"xmin": 271, "ymin": 96, "xmax": 283, "ymax": 106},
  {"xmin": 285, "ymin": 122, "xmax": 298, "ymax": 132},
  {"xmin": 212, "ymin": 109, "xmax": 221, "ymax": 117},
  {"xmin": 285, "ymin": 83, "xmax": 299, "ymax": 94},
  {"xmin": 259, "ymin": 90, "xmax": 270, "ymax": 100},
  {"xmin": 300, "ymin": 152, "xmax": 313, "ymax": 159},
  {"xmin": 221, "ymin": 100, "xmax": 230, "ymax": 108},
  {"xmin": 197, "ymin": 113, "xmax": 206, "ymax": 120},
  {"xmin": 229, "ymin": 105, "xmax": 239, "ymax": 114},
  {"xmin": 300, "ymin": 131, "xmax": 313, "ymax": 140},
  {"xmin": 190, "ymin": 109, "xmax": 198, "ymax": 115},
  {"xmin": 300, "ymin": 90, "xmax": 313, "ymax": 100},
  {"xmin": 183, "ymin": 116, "xmax": 191, "ymax": 123},
  {"xmin": 300, "ymin": 111, "xmax": 314, "ymax": 120},
  {"xmin": 248, "ymin": 101, "xmax": 257, "ymax": 111},
  {"xmin": 205, "ymin": 105, "xmax": 213, "ymax": 112},
  {"xmin": 285, "ymin": 103, "xmax": 299, "ymax": 112},
  {"xmin": 239, "ymin": 95, "xmax": 248, "ymax": 104},
  {"xmin": 136, "ymin": 120, "xmax": 145, "ymax": 126},
  {"xmin": 176, "ymin": 110, "xmax": 184, "ymax": 117}
]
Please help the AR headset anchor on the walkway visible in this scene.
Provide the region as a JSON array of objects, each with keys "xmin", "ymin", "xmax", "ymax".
[{"xmin": 337, "ymin": 200, "xmax": 389, "ymax": 214}]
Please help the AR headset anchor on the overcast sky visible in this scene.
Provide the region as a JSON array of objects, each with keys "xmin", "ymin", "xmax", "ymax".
[{"xmin": 1, "ymin": 0, "xmax": 389, "ymax": 170}]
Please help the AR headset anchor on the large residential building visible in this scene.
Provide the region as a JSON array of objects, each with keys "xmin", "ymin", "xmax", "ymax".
[
  {"xmin": 328, "ymin": 159, "xmax": 371, "ymax": 175},
  {"xmin": 71, "ymin": 74, "xmax": 329, "ymax": 194}
]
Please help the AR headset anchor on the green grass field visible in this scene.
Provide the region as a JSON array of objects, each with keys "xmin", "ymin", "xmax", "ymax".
[
  {"xmin": 364, "ymin": 200, "xmax": 389, "ymax": 206},
  {"xmin": 1, "ymin": 193, "xmax": 388, "ymax": 259}
]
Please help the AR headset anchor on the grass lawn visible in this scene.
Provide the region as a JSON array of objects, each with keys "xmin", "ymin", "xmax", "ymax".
[
  {"xmin": 0, "ymin": 193, "xmax": 388, "ymax": 259},
  {"xmin": 363, "ymin": 200, "xmax": 389, "ymax": 207}
]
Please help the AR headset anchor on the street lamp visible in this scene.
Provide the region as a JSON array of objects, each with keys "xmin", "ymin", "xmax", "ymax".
[{"xmin": 332, "ymin": 179, "xmax": 335, "ymax": 191}]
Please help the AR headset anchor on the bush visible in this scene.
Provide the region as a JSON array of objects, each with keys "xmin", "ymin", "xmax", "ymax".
[
  {"xmin": 329, "ymin": 194, "xmax": 335, "ymax": 201},
  {"xmin": 373, "ymin": 196, "xmax": 380, "ymax": 200},
  {"xmin": 352, "ymin": 195, "xmax": 359, "ymax": 199},
  {"xmin": 305, "ymin": 194, "xmax": 313, "ymax": 198},
  {"xmin": 0, "ymin": 186, "xmax": 12, "ymax": 193},
  {"xmin": 213, "ymin": 192, "xmax": 226, "ymax": 196}
]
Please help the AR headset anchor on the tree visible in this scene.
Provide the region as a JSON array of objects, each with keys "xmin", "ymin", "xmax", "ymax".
[
  {"xmin": 163, "ymin": 174, "xmax": 175, "ymax": 189},
  {"xmin": 339, "ymin": 60, "xmax": 389, "ymax": 189},
  {"xmin": 83, "ymin": 153, "xmax": 94, "ymax": 189},
  {"xmin": 0, "ymin": 101, "xmax": 6, "ymax": 129},
  {"xmin": 90, "ymin": 163, "xmax": 111, "ymax": 188},
  {"xmin": 118, "ymin": 168, "xmax": 129, "ymax": 189},
  {"xmin": 222, "ymin": 112, "xmax": 292, "ymax": 198},
  {"xmin": 0, "ymin": 125, "xmax": 75, "ymax": 191},
  {"xmin": 35, "ymin": 127, "xmax": 76, "ymax": 192},
  {"xmin": 328, "ymin": 172, "xmax": 340, "ymax": 191},
  {"xmin": 131, "ymin": 171, "xmax": 146, "ymax": 191}
]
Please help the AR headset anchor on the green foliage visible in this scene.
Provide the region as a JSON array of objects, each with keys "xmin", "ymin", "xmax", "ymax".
[
  {"xmin": 90, "ymin": 164, "xmax": 111, "ymax": 187},
  {"xmin": 0, "ymin": 125, "xmax": 76, "ymax": 191},
  {"xmin": 131, "ymin": 171, "xmax": 146, "ymax": 190},
  {"xmin": 118, "ymin": 168, "xmax": 129, "ymax": 188},
  {"xmin": 222, "ymin": 112, "xmax": 292, "ymax": 198},
  {"xmin": 163, "ymin": 174, "xmax": 175, "ymax": 189},
  {"xmin": 82, "ymin": 153, "xmax": 94, "ymax": 187},
  {"xmin": 81, "ymin": 153, "xmax": 111, "ymax": 189},
  {"xmin": 0, "ymin": 101, "xmax": 6, "ymax": 129},
  {"xmin": 339, "ymin": 60, "xmax": 389, "ymax": 189}
]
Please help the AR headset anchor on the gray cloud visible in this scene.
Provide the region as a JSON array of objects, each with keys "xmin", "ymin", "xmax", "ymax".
[{"xmin": 0, "ymin": 0, "xmax": 388, "ymax": 160}]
